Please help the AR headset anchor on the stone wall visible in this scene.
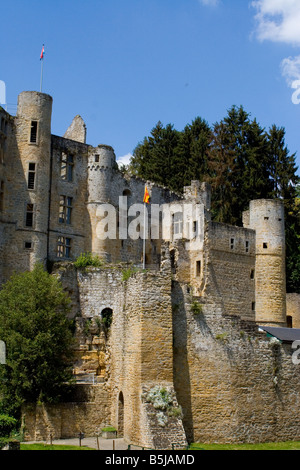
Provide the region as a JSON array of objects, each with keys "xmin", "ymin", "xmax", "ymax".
[
  {"xmin": 23, "ymin": 384, "xmax": 111, "ymax": 441},
  {"xmin": 172, "ymin": 280, "xmax": 300, "ymax": 444},
  {"xmin": 287, "ymin": 293, "xmax": 300, "ymax": 328}
]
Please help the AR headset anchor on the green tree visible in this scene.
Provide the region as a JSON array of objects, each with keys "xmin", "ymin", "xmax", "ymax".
[{"xmin": 0, "ymin": 264, "xmax": 75, "ymax": 418}]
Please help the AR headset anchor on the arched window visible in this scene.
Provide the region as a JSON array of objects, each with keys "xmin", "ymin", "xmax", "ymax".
[
  {"xmin": 101, "ymin": 308, "xmax": 113, "ymax": 328},
  {"xmin": 118, "ymin": 391, "xmax": 124, "ymax": 437},
  {"xmin": 122, "ymin": 189, "xmax": 131, "ymax": 198}
]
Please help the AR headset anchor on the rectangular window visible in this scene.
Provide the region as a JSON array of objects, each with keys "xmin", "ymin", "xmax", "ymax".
[
  {"xmin": 27, "ymin": 163, "xmax": 36, "ymax": 190},
  {"xmin": 250, "ymin": 269, "xmax": 255, "ymax": 280},
  {"xmin": 245, "ymin": 241, "xmax": 249, "ymax": 253},
  {"xmin": 173, "ymin": 212, "xmax": 183, "ymax": 237},
  {"xmin": 30, "ymin": 121, "xmax": 38, "ymax": 143},
  {"xmin": 196, "ymin": 260, "xmax": 201, "ymax": 277},
  {"xmin": 193, "ymin": 221, "xmax": 198, "ymax": 237},
  {"xmin": 0, "ymin": 181, "xmax": 4, "ymax": 211},
  {"xmin": 230, "ymin": 238, "xmax": 235, "ymax": 250},
  {"xmin": 252, "ymin": 302, "xmax": 256, "ymax": 312},
  {"xmin": 25, "ymin": 203, "xmax": 34, "ymax": 227},
  {"xmin": 263, "ymin": 243, "xmax": 268, "ymax": 249},
  {"xmin": 57, "ymin": 237, "xmax": 71, "ymax": 258},
  {"xmin": 0, "ymin": 142, "xmax": 4, "ymax": 164},
  {"xmin": 60, "ymin": 152, "xmax": 74, "ymax": 182},
  {"xmin": 59, "ymin": 196, "xmax": 73, "ymax": 225},
  {"xmin": 24, "ymin": 241, "xmax": 33, "ymax": 250}
]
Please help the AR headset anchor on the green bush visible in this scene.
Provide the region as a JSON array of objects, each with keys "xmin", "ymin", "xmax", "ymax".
[
  {"xmin": 74, "ymin": 252, "xmax": 103, "ymax": 269},
  {"xmin": 101, "ymin": 426, "xmax": 117, "ymax": 433},
  {"xmin": 0, "ymin": 414, "xmax": 17, "ymax": 438},
  {"xmin": 190, "ymin": 301, "xmax": 203, "ymax": 316}
]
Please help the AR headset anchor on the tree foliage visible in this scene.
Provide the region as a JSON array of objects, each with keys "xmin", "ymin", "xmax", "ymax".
[
  {"xmin": 0, "ymin": 264, "xmax": 75, "ymax": 418},
  {"xmin": 127, "ymin": 106, "xmax": 300, "ymax": 291}
]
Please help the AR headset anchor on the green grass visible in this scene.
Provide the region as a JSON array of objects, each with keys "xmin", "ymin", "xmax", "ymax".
[
  {"xmin": 189, "ymin": 441, "xmax": 300, "ymax": 450},
  {"xmin": 20, "ymin": 443, "xmax": 94, "ymax": 451}
]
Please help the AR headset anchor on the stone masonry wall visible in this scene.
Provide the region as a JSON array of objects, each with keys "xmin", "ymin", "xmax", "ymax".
[
  {"xmin": 23, "ymin": 384, "xmax": 111, "ymax": 441},
  {"xmin": 173, "ymin": 281, "xmax": 300, "ymax": 444}
]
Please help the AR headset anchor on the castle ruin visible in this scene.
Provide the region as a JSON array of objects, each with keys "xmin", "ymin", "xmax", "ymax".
[{"xmin": 1, "ymin": 91, "xmax": 300, "ymax": 448}]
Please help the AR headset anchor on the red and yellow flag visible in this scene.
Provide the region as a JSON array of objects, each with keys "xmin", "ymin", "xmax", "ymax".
[{"xmin": 143, "ymin": 185, "xmax": 150, "ymax": 204}]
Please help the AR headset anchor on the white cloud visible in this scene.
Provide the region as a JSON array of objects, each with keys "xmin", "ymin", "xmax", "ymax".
[
  {"xmin": 251, "ymin": 0, "xmax": 300, "ymax": 45},
  {"xmin": 116, "ymin": 153, "xmax": 133, "ymax": 167},
  {"xmin": 281, "ymin": 55, "xmax": 300, "ymax": 86},
  {"xmin": 198, "ymin": 0, "xmax": 220, "ymax": 7}
]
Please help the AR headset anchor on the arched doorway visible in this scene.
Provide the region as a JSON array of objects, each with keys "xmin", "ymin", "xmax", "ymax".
[{"xmin": 118, "ymin": 391, "xmax": 124, "ymax": 437}]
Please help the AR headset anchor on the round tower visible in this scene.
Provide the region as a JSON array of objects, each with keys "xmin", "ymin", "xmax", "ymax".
[
  {"xmin": 249, "ymin": 199, "xmax": 286, "ymax": 326},
  {"xmin": 15, "ymin": 91, "xmax": 53, "ymax": 268},
  {"xmin": 87, "ymin": 145, "xmax": 117, "ymax": 260}
]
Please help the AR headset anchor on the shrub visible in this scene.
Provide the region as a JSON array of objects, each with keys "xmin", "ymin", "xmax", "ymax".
[
  {"xmin": 122, "ymin": 267, "xmax": 138, "ymax": 282},
  {"xmin": 74, "ymin": 252, "xmax": 103, "ymax": 269},
  {"xmin": 191, "ymin": 301, "xmax": 203, "ymax": 316},
  {"xmin": 0, "ymin": 414, "xmax": 17, "ymax": 438}
]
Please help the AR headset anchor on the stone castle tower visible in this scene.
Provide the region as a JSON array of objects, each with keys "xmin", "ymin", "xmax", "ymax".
[{"xmin": 244, "ymin": 199, "xmax": 286, "ymax": 326}]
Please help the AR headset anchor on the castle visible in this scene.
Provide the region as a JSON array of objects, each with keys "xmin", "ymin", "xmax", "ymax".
[{"xmin": 1, "ymin": 91, "xmax": 300, "ymax": 448}]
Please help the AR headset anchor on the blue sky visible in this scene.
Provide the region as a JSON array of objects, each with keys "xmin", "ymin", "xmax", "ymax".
[{"xmin": 1, "ymin": 0, "xmax": 300, "ymax": 175}]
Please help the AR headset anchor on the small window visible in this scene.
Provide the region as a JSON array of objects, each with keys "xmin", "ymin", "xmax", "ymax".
[
  {"xmin": 287, "ymin": 316, "xmax": 293, "ymax": 328},
  {"xmin": 263, "ymin": 243, "xmax": 268, "ymax": 249},
  {"xmin": 123, "ymin": 189, "xmax": 131, "ymax": 198},
  {"xmin": 230, "ymin": 238, "xmax": 235, "ymax": 250},
  {"xmin": 193, "ymin": 221, "xmax": 197, "ymax": 236},
  {"xmin": 196, "ymin": 260, "xmax": 201, "ymax": 277},
  {"xmin": 0, "ymin": 181, "xmax": 4, "ymax": 211},
  {"xmin": 60, "ymin": 152, "xmax": 74, "ymax": 182},
  {"xmin": 59, "ymin": 196, "xmax": 73, "ymax": 225},
  {"xmin": 57, "ymin": 236, "xmax": 71, "ymax": 258},
  {"xmin": 30, "ymin": 121, "xmax": 38, "ymax": 143},
  {"xmin": 252, "ymin": 302, "xmax": 256, "ymax": 312},
  {"xmin": 264, "ymin": 217, "xmax": 269, "ymax": 221},
  {"xmin": 250, "ymin": 269, "xmax": 255, "ymax": 280},
  {"xmin": 173, "ymin": 212, "xmax": 183, "ymax": 237},
  {"xmin": 27, "ymin": 163, "xmax": 36, "ymax": 190},
  {"xmin": 245, "ymin": 241, "xmax": 249, "ymax": 253},
  {"xmin": 25, "ymin": 203, "xmax": 34, "ymax": 227},
  {"xmin": 24, "ymin": 241, "xmax": 32, "ymax": 250},
  {"xmin": 95, "ymin": 155, "xmax": 100, "ymax": 163}
]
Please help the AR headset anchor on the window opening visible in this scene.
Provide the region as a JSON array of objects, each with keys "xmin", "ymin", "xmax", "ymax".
[
  {"xmin": 27, "ymin": 163, "xmax": 36, "ymax": 190},
  {"xmin": 59, "ymin": 196, "xmax": 73, "ymax": 224},
  {"xmin": 173, "ymin": 212, "xmax": 183, "ymax": 237},
  {"xmin": 60, "ymin": 152, "xmax": 74, "ymax": 182},
  {"xmin": 57, "ymin": 237, "xmax": 71, "ymax": 258},
  {"xmin": 24, "ymin": 241, "xmax": 32, "ymax": 250},
  {"xmin": 25, "ymin": 204, "xmax": 34, "ymax": 227},
  {"xmin": 245, "ymin": 241, "xmax": 249, "ymax": 253},
  {"xmin": 250, "ymin": 269, "xmax": 255, "ymax": 280},
  {"xmin": 30, "ymin": 121, "xmax": 38, "ymax": 143},
  {"xmin": 263, "ymin": 243, "xmax": 268, "ymax": 249},
  {"xmin": 230, "ymin": 238, "xmax": 235, "ymax": 250},
  {"xmin": 0, "ymin": 181, "xmax": 4, "ymax": 211},
  {"xmin": 196, "ymin": 260, "xmax": 201, "ymax": 277}
]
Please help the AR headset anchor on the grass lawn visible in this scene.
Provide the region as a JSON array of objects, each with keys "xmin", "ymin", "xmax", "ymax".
[
  {"xmin": 20, "ymin": 443, "xmax": 94, "ymax": 450},
  {"xmin": 189, "ymin": 441, "xmax": 300, "ymax": 450}
]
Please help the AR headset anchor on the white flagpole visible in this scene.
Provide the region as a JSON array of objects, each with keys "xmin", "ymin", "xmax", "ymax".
[
  {"xmin": 40, "ymin": 45, "xmax": 44, "ymax": 92},
  {"xmin": 143, "ymin": 202, "xmax": 146, "ymax": 269},
  {"xmin": 40, "ymin": 58, "xmax": 44, "ymax": 93}
]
